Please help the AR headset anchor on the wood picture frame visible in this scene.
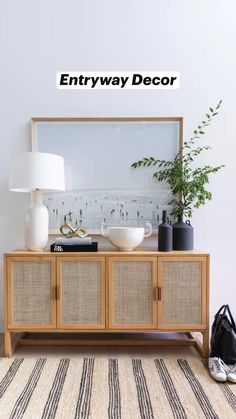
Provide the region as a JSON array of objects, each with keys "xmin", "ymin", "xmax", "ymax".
[{"xmin": 31, "ymin": 117, "xmax": 183, "ymax": 234}]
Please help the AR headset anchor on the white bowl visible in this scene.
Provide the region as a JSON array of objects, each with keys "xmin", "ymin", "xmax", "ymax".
[{"xmin": 101, "ymin": 223, "xmax": 152, "ymax": 251}]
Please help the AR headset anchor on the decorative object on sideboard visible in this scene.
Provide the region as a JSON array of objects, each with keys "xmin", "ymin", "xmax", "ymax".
[
  {"xmin": 131, "ymin": 100, "xmax": 225, "ymax": 250},
  {"xmin": 158, "ymin": 210, "xmax": 173, "ymax": 251},
  {"xmin": 51, "ymin": 229, "xmax": 97, "ymax": 252},
  {"xmin": 172, "ymin": 216, "xmax": 193, "ymax": 251},
  {"xmin": 9, "ymin": 152, "xmax": 65, "ymax": 251},
  {"xmin": 101, "ymin": 223, "xmax": 152, "ymax": 251},
  {"xmin": 55, "ymin": 236, "xmax": 92, "ymax": 245},
  {"xmin": 59, "ymin": 222, "xmax": 88, "ymax": 238},
  {"xmin": 50, "ymin": 242, "xmax": 98, "ymax": 252}
]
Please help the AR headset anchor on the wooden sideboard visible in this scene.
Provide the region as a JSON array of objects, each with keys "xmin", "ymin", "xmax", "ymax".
[{"xmin": 4, "ymin": 250, "xmax": 210, "ymax": 357}]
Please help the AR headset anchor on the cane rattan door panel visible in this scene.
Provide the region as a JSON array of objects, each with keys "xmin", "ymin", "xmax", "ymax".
[
  {"xmin": 108, "ymin": 257, "xmax": 157, "ymax": 329},
  {"xmin": 158, "ymin": 257, "xmax": 207, "ymax": 329},
  {"xmin": 57, "ymin": 257, "xmax": 105, "ymax": 329},
  {"xmin": 7, "ymin": 257, "xmax": 56, "ymax": 329}
]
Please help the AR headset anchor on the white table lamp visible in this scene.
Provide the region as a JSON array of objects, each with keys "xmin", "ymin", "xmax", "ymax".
[{"xmin": 9, "ymin": 152, "xmax": 65, "ymax": 251}]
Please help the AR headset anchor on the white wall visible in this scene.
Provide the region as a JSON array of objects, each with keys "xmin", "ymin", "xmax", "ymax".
[{"xmin": 1, "ymin": 0, "xmax": 236, "ymax": 330}]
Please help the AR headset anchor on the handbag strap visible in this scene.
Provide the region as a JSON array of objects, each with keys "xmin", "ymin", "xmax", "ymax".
[
  {"xmin": 214, "ymin": 304, "xmax": 227, "ymax": 318},
  {"xmin": 213, "ymin": 305, "xmax": 228, "ymax": 334},
  {"xmin": 225, "ymin": 305, "xmax": 236, "ymax": 328}
]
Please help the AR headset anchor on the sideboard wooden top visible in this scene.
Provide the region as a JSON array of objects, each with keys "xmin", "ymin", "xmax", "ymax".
[{"xmin": 4, "ymin": 250, "xmax": 210, "ymax": 257}]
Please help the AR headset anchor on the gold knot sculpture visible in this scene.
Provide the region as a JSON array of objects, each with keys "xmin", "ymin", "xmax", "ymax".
[{"xmin": 60, "ymin": 223, "xmax": 88, "ymax": 238}]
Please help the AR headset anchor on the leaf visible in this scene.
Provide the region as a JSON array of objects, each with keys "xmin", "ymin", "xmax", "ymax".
[
  {"xmin": 199, "ymin": 131, "xmax": 205, "ymax": 134},
  {"xmin": 206, "ymin": 114, "xmax": 210, "ymax": 118},
  {"xmin": 210, "ymin": 107, "xmax": 214, "ymax": 112},
  {"xmin": 212, "ymin": 112, "xmax": 218, "ymax": 116}
]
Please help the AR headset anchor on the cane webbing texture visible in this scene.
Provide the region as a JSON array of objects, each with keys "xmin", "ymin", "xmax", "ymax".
[
  {"xmin": 162, "ymin": 261, "xmax": 202, "ymax": 325},
  {"xmin": 61, "ymin": 261, "xmax": 101, "ymax": 324},
  {"xmin": 113, "ymin": 261, "xmax": 153, "ymax": 324},
  {"xmin": 12, "ymin": 261, "xmax": 52, "ymax": 324}
]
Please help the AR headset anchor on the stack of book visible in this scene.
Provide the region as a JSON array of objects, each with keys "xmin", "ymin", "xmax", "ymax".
[{"xmin": 50, "ymin": 236, "xmax": 98, "ymax": 252}]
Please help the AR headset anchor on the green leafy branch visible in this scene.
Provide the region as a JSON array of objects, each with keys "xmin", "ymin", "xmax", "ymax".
[{"xmin": 131, "ymin": 100, "xmax": 224, "ymax": 218}]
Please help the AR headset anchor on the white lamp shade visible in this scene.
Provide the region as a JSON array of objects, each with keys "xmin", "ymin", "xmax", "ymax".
[{"xmin": 9, "ymin": 152, "xmax": 65, "ymax": 192}]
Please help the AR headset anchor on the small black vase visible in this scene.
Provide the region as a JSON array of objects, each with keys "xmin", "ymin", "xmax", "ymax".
[
  {"xmin": 158, "ymin": 210, "xmax": 173, "ymax": 251},
  {"xmin": 173, "ymin": 215, "xmax": 193, "ymax": 250}
]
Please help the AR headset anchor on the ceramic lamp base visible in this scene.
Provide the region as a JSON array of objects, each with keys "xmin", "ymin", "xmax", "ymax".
[{"xmin": 25, "ymin": 190, "xmax": 49, "ymax": 251}]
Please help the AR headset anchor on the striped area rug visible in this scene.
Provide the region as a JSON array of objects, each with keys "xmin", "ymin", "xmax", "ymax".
[{"xmin": 0, "ymin": 358, "xmax": 235, "ymax": 418}]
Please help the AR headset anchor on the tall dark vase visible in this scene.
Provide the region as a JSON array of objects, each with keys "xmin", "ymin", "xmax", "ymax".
[
  {"xmin": 158, "ymin": 210, "xmax": 173, "ymax": 251},
  {"xmin": 173, "ymin": 215, "xmax": 194, "ymax": 250}
]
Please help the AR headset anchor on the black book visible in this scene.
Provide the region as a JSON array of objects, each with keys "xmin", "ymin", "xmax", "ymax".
[{"xmin": 50, "ymin": 242, "xmax": 98, "ymax": 252}]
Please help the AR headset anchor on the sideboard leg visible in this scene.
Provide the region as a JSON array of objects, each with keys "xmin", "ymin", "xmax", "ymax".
[
  {"xmin": 202, "ymin": 330, "xmax": 209, "ymax": 358},
  {"xmin": 5, "ymin": 332, "xmax": 12, "ymax": 357}
]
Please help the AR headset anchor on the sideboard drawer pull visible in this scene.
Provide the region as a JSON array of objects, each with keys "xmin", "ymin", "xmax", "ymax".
[
  {"xmin": 53, "ymin": 286, "xmax": 60, "ymax": 300},
  {"xmin": 154, "ymin": 286, "xmax": 158, "ymax": 301}
]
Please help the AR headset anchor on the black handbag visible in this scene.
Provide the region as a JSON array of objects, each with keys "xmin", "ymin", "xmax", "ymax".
[{"xmin": 210, "ymin": 304, "xmax": 236, "ymax": 364}]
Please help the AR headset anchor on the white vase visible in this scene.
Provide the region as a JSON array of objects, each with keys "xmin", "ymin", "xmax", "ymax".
[{"xmin": 25, "ymin": 190, "xmax": 48, "ymax": 251}]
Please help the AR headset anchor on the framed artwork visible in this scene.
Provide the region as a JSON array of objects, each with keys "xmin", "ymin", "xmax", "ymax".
[{"xmin": 31, "ymin": 117, "xmax": 183, "ymax": 234}]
